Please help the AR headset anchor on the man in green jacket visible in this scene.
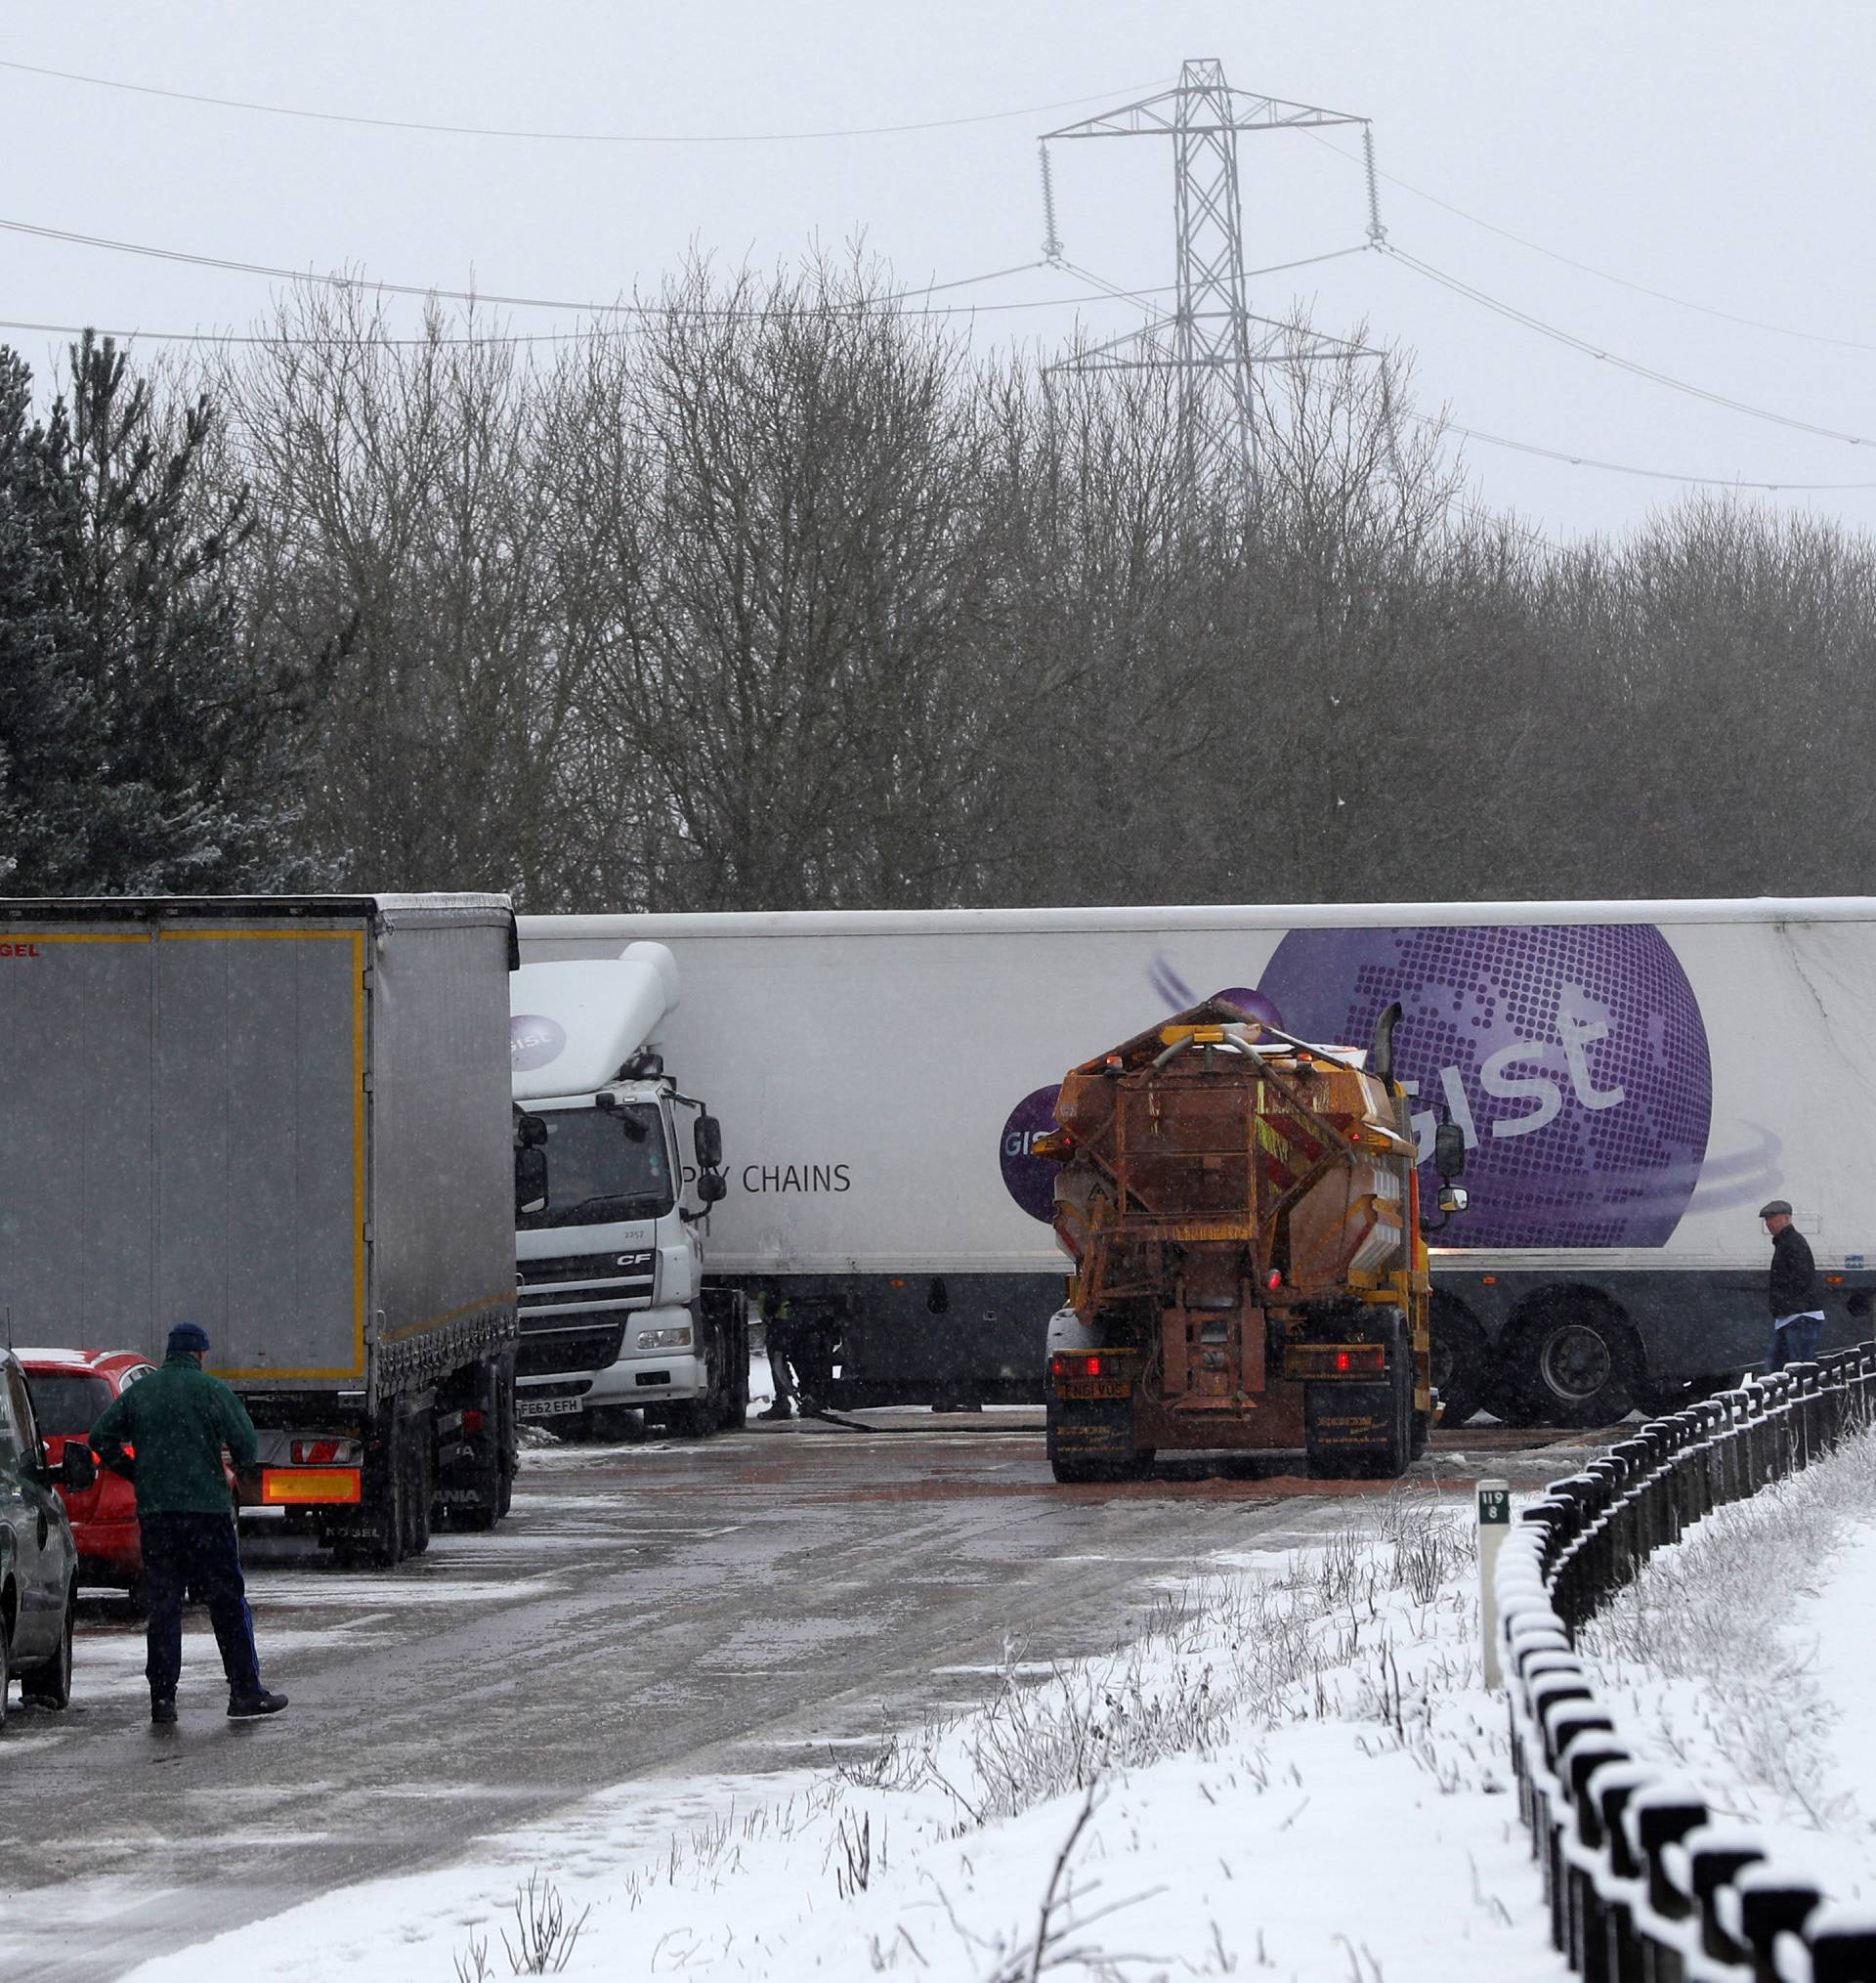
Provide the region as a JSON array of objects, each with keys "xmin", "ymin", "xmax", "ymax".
[{"xmin": 91, "ymin": 1322, "xmax": 288, "ymax": 1725}]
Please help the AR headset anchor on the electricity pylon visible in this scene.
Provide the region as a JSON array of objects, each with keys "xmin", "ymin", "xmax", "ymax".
[{"xmin": 1042, "ymin": 59, "xmax": 1369, "ymax": 486}]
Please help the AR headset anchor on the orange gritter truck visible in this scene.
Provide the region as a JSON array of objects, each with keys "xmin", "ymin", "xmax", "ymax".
[{"xmin": 1039, "ymin": 996, "xmax": 1468, "ymax": 1482}]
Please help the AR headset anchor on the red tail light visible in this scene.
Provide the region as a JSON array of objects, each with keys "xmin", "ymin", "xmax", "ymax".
[
  {"xmin": 1266, "ymin": 1271, "xmax": 1282, "ymax": 1290},
  {"xmin": 462, "ymin": 1409, "xmax": 487, "ymax": 1434},
  {"xmin": 290, "ymin": 1440, "xmax": 341, "ymax": 1466}
]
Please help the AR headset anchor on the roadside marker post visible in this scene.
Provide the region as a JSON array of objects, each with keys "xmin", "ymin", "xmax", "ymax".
[{"xmin": 1478, "ymin": 1477, "xmax": 1511, "ymax": 1689}]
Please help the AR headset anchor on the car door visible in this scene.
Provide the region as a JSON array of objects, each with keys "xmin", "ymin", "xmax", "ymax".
[{"xmin": 0, "ymin": 1363, "xmax": 66, "ymax": 1662}]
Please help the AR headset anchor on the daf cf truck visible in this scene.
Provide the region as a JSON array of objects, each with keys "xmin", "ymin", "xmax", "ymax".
[{"xmin": 509, "ymin": 943, "xmax": 747, "ymax": 1438}]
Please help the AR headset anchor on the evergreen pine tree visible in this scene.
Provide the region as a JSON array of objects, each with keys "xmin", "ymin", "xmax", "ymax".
[
  {"xmin": 45, "ymin": 331, "xmax": 322, "ymax": 892},
  {"xmin": 0, "ymin": 347, "xmax": 98, "ymax": 892}
]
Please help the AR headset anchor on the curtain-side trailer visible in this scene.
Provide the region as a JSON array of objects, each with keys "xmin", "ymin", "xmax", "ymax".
[
  {"xmin": 0, "ymin": 895, "xmax": 520, "ymax": 1561},
  {"xmin": 517, "ymin": 901, "xmax": 1876, "ymax": 1426}
]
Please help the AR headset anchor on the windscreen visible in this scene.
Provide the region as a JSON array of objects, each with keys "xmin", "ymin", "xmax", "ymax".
[
  {"xmin": 26, "ymin": 1372, "xmax": 115, "ymax": 1437},
  {"xmin": 519, "ymin": 1104, "xmax": 674, "ymax": 1230}
]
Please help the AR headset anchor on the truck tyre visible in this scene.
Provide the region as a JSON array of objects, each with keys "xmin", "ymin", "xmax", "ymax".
[
  {"xmin": 719, "ymin": 1323, "xmax": 750, "ymax": 1430},
  {"xmin": 1502, "ymin": 1295, "xmax": 1638, "ymax": 1428},
  {"xmin": 403, "ymin": 1426, "xmax": 433, "ymax": 1558},
  {"xmin": 365, "ymin": 1421, "xmax": 407, "ymax": 1569},
  {"xmin": 1429, "ymin": 1294, "xmax": 1489, "ymax": 1429},
  {"xmin": 670, "ymin": 1395, "xmax": 719, "ymax": 1440},
  {"xmin": 1049, "ymin": 1453, "xmax": 1113, "ymax": 1484},
  {"xmin": 21, "ymin": 1586, "xmax": 74, "ymax": 1710},
  {"xmin": 498, "ymin": 1358, "xmax": 517, "ymax": 1517}
]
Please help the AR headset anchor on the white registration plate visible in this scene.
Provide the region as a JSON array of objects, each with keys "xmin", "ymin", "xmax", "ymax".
[{"xmin": 516, "ymin": 1397, "xmax": 583, "ymax": 1419}]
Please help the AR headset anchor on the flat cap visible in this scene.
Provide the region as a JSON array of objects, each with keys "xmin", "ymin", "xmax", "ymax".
[{"xmin": 1758, "ymin": 1199, "xmax": 1793, "ymax": 1221}]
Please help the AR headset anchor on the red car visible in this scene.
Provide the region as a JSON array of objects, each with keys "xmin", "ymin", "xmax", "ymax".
[{"xmin": 19, "ymin": 1351, "xmax": 159, "ymax": 1602}]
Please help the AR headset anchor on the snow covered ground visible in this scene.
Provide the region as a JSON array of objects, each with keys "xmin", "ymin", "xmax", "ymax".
[
  {"xmin": 1574, "ymin": 1419, "xmax": 1876, "ymax": 1905},
  {"xmin": 126, "ymin": 1481, "xmax": 1570, "ymax": 1983}
]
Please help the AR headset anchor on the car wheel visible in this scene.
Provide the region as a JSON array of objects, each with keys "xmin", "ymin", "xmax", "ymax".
[{"xmin": 22, "ymin": 1587, "xmax": 73, "ymax": 1710}]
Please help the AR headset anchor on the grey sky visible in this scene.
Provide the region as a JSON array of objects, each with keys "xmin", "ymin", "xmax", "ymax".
[{"xmin": 6, "ymin": 1, "xmax": 1873, "ymax": 541}]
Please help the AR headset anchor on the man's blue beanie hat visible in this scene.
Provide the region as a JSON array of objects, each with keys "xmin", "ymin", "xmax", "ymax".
[{"xmin": 167, "ymin": 1321, "xmax": 211, "ymax": 1356}]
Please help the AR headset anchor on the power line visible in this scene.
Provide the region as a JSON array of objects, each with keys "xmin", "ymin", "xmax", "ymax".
[
  {"xmin": 0, "ymin": 273, "xmax": 1197, "ymax": 351},
  {"xmin": 0, "ymin": 213, "xmax": 1055, "ymax": 317},
  {"xmin": 1426, "ymin": 413, "xmax": 1876, "ymax": 492},
  {"xmin": 1309, "ymin": 129, "xmax": 1876, "ymax": 356},
  {"xmin": 0, "ymin": 57, "xmax": 1173, "ymax": 145},
  {"xmin": 1386, "ymin": 245, "xmax": 1874, "ymax": 448}
]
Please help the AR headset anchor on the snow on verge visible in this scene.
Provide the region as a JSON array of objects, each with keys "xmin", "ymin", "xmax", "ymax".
[
  {"xmin": 128, "ymin": 1490, "xmax": 1569, "ymax": 1983},
  {"xmin": 1576, "ymin": 1420, "xmax": 1876, "ymax": 1902}
]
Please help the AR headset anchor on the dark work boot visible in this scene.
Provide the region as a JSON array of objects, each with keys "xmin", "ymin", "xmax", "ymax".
[
  {"xmin": 227, "ymin": 1688, "xmax": 288, "ymax": 1720},
  {"xmin": 150, "ymin": 1696, "xmax": 177, "ymax": 1726}
]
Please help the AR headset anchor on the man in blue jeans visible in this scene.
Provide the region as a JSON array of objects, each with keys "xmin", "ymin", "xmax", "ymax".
[
  {"xmin": 1761, "ymin": 1199, "xmax": 1826, "ymax": 1372},
  {"xmin": 90, "ymin": 1322, "xmax": 288, "ymax": 1725}
]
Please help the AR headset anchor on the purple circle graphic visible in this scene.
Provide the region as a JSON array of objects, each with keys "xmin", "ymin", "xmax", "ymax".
[
  {"xmin": 510, "ymin": 1013, "xmax": 567, "ymax": 1073},
  {"xmin": 1001, "ymin": 1085, "xmax": 1064, "ymax": 1224},
  {"xmin": 1256, "ymin": 925, "xmax": 1712, "ymax": 1247},
  {"xmin": 1212, "ymin": 986, "xmax": 1283, "ymax": 1028}
]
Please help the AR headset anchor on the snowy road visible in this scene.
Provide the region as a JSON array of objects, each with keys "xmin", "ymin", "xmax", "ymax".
[{"xmin": 0, "ymin": 1415, "xmax": 1589, "ymax": 1979}]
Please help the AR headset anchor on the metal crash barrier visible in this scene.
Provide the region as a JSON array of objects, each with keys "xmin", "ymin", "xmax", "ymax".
[{"xmin": 1497, "ymin": 1349, "xmax": 1876, "ymax": 1982}]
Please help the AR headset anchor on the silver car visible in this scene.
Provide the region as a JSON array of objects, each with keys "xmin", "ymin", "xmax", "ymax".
[{"xmin": 0, "ymin": 1350, "xmax": 95, "ymax": 1723}]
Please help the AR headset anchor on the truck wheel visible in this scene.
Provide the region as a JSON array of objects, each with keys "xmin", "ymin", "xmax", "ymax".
[
  {"xmin": 1429, "ymin": 1295, "xmax": 1489, "ymax": 1428},
  {"xmin": 1506, "ymin": 1298, "xmax": 1638, "ymax": 1428},
  {"xmin": 21, "ymin": 1586, "xmax": 73, "ymax": 1710},
  {"xmin": 670, "ymin": 1396, "xmax": 719, "ymax": 1440},
  {"xmin": 366, "ymin": 1423, "xmax": 407, "ymax": 1569},
  {"xmin": 404, "ymin": 1430, "xmax": 433, "ymax": 1558},
  {"xmin": 719, "ymin": 1334, "xmax": 750, "ymax": 1430}
]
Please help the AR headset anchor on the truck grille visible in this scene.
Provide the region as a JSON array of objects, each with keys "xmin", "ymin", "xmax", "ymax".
[
  {"xmin": 519, "ymin": 1279, "xmax": 652, "ymax": 1312},
  {"xmin": 515, "ymin": 1318, "xmax": 626, "ymax": 1378},
  {"xmin": 518, "ymin": 1252, "xmax": 654, "ymax": 1314},
  {"xmin": 520, "ymin": 1251, "xmax": 653, "ymax": 1285}
]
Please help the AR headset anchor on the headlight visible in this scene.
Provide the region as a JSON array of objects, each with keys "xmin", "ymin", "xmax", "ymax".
[{"xmin": 636, "ymin": 1326, "xmax": 693, "ymax": 1351}]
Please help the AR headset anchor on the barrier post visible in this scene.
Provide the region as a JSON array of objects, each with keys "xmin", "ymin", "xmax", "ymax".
[{"xmin": 1480, "ymin": 1476, "xmax": 1511, "ymax": 1689}]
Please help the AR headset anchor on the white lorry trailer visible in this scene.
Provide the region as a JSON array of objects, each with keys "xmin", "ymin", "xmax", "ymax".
[
  {"xmin": 0, "ymin": 895, "xmax": 520, "ymax": 1560},
  {"xmin": 518, "ymin": 900, "xmax": 1876, "ymax": 1426},
  {"xmin": 509, "ymin": 943, "xmax": 747, "ymax": 1437}
]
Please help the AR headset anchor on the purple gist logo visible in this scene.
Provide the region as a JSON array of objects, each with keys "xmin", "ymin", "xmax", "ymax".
[
  {"xmin": 510, "ymin": 1013, "xmax": 567, "ymax": 1073},
  {"xmin": 1256, "ymin": 924, "xmax": 1714, "ymax": 1248},
  {"xmin": 994, "ymin": 928, "xmax": 1718, "ymax": 1248},
  {"xmin": 1001, "ymin": 1085, "xmax": 1064, "ymax": 1224}
]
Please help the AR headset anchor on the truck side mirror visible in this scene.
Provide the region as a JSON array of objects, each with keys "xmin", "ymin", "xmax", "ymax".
[
  {"xmin": 1433, "ymin": 1119, "xmax": 1467, "ymax": 1181},
  {"xmin": 695, "ymin": 1113, "xmax": 724, "ymax": 1171},
  {"xmin": 1437, "ymin": 1185, "xmax": 1470, "ymax": 1218},
  {"xmin": 697, "ymin": 1170, "xmax": 728, "ymax": 1206},
  {"xmin": 59, "ymin": 1443, "xmax": 98, "ymax": 1491},
  {"xmin": 515, "ymin": 1145, "xmax": 548, "ymax": 1217}
]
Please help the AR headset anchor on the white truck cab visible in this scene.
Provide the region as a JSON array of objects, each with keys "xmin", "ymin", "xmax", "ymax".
[{"xmin": 510, "ymin": 945, "xmax": 745, "ymax": 1438}]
